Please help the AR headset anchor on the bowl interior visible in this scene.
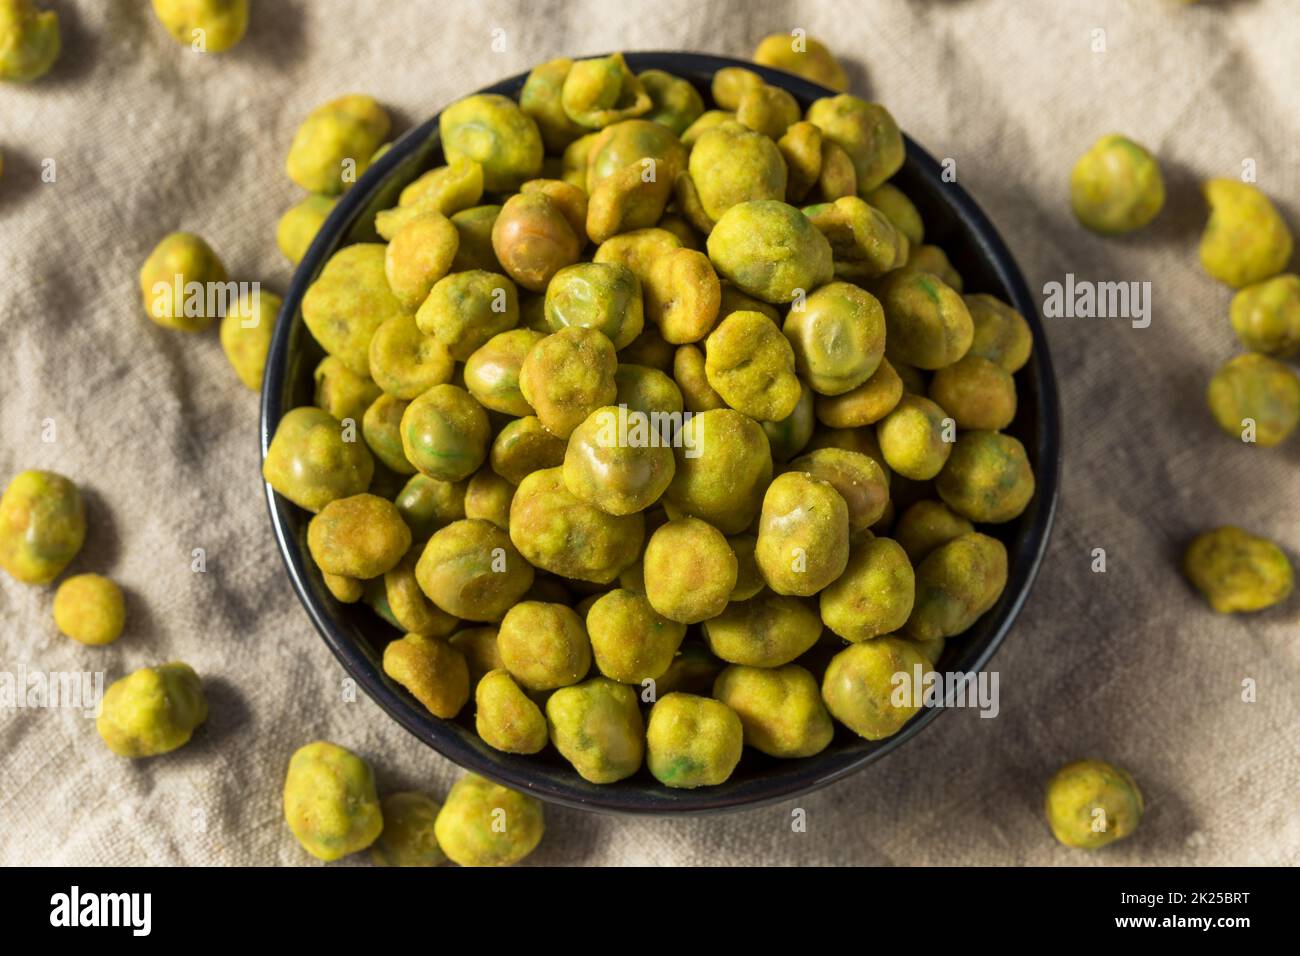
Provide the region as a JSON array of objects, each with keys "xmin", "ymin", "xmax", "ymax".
[{"xmin": 261, "ymin": 52, "xmax": 1061, "ymax": 814}]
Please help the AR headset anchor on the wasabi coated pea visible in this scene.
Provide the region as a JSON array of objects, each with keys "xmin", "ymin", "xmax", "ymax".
[
  {"xmin": 814, "ymin": 356, "xmax": 904, "ymax": 427},
  {"xmin": 703, "ymin": 593, "xmax": 822, "ymax": 667},
  {"xmin": 220, "ymin": 287, "xmax": 281, "ymax": 390},
  {"xmin": 464, "ymin": 468, "xmax": 513, "ymax": 529},
  {"xmin": 490, "ymin": 416, "xmax": 567, "ymax": 484},
  {"xmin": 713, "ymin": 663, "xmax": 834, "ymax": 758},
  {"xmin": 929, "ymin": 353, "xmax": 1017, "ymax": 431},
  {"xmin": 368, "ymin": 314, "xmax": 454, "ymax": 401},
  {"xmin": 688, "ymin": 122, "xmax": 787, "ymax": 222},
  {"xmin": 1044, "ymin": 759, "xmax": 1143, "ymax": 850},
  {"xmin": 906, "ymin": 531, "xmax": 1007, "ymax": 641},
  {"xmin": 1230, "ymin": 275, "xmax": 1300, "ymax": 357},
  {"xmin": 1206, "ymin": 352, "xmax": 1300, "ymax": 447},
  {"xmin": 314, "ymin": 356, "xmax": 381, "ymax": 425},
  {"xmin": 97, "ymin": 662, "xmax": 207, "ymax": 758},
  {"xmin": 520, "ymin": 58, "xmax": 585, "ymax": 151},
  {"xmin": 707, "ymin": 200, "xmax": 834, "ymax": 305},
  {"xmin": 518, "ymin": 326, "xmax": 619, "ymax": 438},
  {"xmin": 863, "ymin": 183, "xmax": 924, "ymax": 246},
  {"xmin": 382, "ymin": 161, "xmax": 487, "ymax": 239},
  {"xmin": 1070, "ymin": 135, "xmax": 1164, "ymax": 234},
  {"xmin": 416, "ymin": 518, "xmax": 533, "ymax": 621},
  {"xmin": 1183, "ymin": 526, "xmax": 1294, "ymax": 613},
  {"xmin": 383, "ymin": 632, "xmax": 470, "ymax": 718},
  {"xmin": 615, "ymin": 364, "xmax": 684, "ymax": 415},
  {"xmin": 593, "ymin": 227, "xmax": 681, "ymax": 286},
  {"xmin": 562, "ymin": 405, "xmax": 675, "ymax": 515},
  {"xmin": 642, "ymin": 247, "xmax": 721, "ymax": 345},
  {"xmin": 394, "ymin": 473, "xmax": 464, "ymax": 542},
  {"xmin": 139, "ymin": 232, "xmax": 228, "ymax": 332},
  {"xmin": 763, "ymin": 381, "xmax": 815, "ymax": 462},
  {"xmin": 303, "ymin": 243, "xmax": 406, "ymax": 376},
  {"xmin": 753, "ymin": 32, "xmax": 848, "ymax": 92},
  {"xmin": 964, "ymin": 293, "xmax": 1032, "ymax": 373},
  {"xmin": 1199, "ymin": 179, "xmax": 1293, "ymax": 289},
  {"xmin": 877, "ymin": 394, "xmax": 954, "ymax": 481},
  {"xmin": 561, "ymin": 52, "xmax": 650, "ymax": 130},
  {"xmin": 440, "ymin": 93, "xmax": 543, "ymax": 192},
  {"xmin": 52, "ymin": 574, "xmax": 125, "ymax": 646},
  {"xmin": 400, "ymin": 384, "xmax": 490, "ymax": 482},
  {"xmin": 323, "ymin": 571, "xmax": 363, "ymax": 604},
  {"xmin": 277, "ymin": 195, "xmax": 337, "ymax": 266},
  {"xmin": 383, "ymin": 211, "xmax": 459, "ymax": 310},
  {"xmin": 643, "ymin": 517, "xmax": 737, "ymax": 624},
  {"xmin": 646, "ymin": 693, "xmax": 743, "ymax": 789},
  {"xmin": 705, "ymin": 310, "xmax": 802, "ymax": 420},
  {"xmin": 587, "ymin": 588, "xmax": 686, "ymax": 683},
  {"xmin": 435, "ymin": 773, "xmax": 544, "ymax": 866},
  {"xmin": 822, "ymin": 638, "xmax": 932, "ymax": 740},
  {"xmin": 894, "ymin": 499, "xmax": 974, "ymax": 564},
  {"xmin": 906, "ymin": 244, "xmax": 963, "ymax": 292},
  {"xmin": 735, "ymin": 83, "xmax": 801, "ymax": 141},
  {"xmin": 308, "ymin": 493, "xmax": 410, "ymax": 579},
  {"xmin": 586, "ymin": 118, "xmax": 687, "ymax": 190},
  {"xmin": 363, "ymin": 392, "xmax": 415, "ymax": 475},
  {"xmin": 449, "ymin": 626, "xmax": 504, "ymax": 685},
  {"xmin": 819, "ymin": 536, "xmax": 915, "ymax": 641},
  {"xmin": 383, "ymin": 546, "xmax": 458, "ymax": 637},
  {"xmin": 283, "ymin": 741, "xmax": 383, "ymax": 862},
  {"xmin": 464, "ymin": 329, "xmax": 544, "ymax": 417},
  {"xmin": 263, "ymin": 407, "xmax": 374, "ymax": 512},
  {"xmin": 475, "ymin": 669, "xmax": 548, "ymax": 753},
  {"xmin": 586, "ymin": 159, "xmax": 675, "ymax": 244},
  {"xmin": 783, "ymin": 281, "xmax": 887, "ymax": 395},
  {"xmin": 0, "ymin": 470, "xmax": 85, "ymax": 585},
  {"xmin": 756, "ymin": 472, "xmax": 849, "ymax": 595},
  {"xmin": 639, "ymin": 69, "xmax": 705, "ymax": 134},
  {"xmin": 151, "ymin": 0, "xmax": 246, "ymax": 52},
  {"xmin": 492, "ymin": 192, "xmax": 582, "ymax": 293},
  {"xmin": 710, "ymin": 66, "xmax": 763, "ymax": 110},
  {"xmin": 804, "ymin": 196, "xmax": 908, "ymax": 281},
  {"xmin": 787, "ymin": 446, "xmax": 890, "ymax": 534},
  {"xmin": 416, "ymin": 270, "xmax": 519, "ymax": 362},
  {"xmin": 879, "ymin": 270, "xmax": 973, "ymax": 370},
  {"xmin": 509, "ymin": 467, "xmax": 644, "ymax": 583},
  {"xmin": 0, "ymin": 0, "xmax": 59, "ymax": 81},
  {"xmin": 371, "ymin": 792, "xmax": 446, "ymax": 867},
  {"xmin": 935, "ymin": 430, "xmax": 1035, "ymax": 523},
  {"xmin": 673, "ymin": 344, "xmax": 726, "ymax": 412},
  {"xmin": 665, "ymin": 408, "xmax": 772, "ymax": 533},
  {"xmin": 546, "ymin": 677, "xmax": 645, "ymax": 783},
  {"xmin": 777, "ymin": 122, "xmax": 822, "ymax": 204},
  {"xmin": 545, "ymin": 262, "xmax": 644, "ymax": 349},
  {"xmin": 805, "ymin": 95, "xmax": 904, "ymax": 193},
  {"xmin": 498, "ymin": 601, "xmax": 592, "ymax": 691},
  {"xmin": 286, "ymin": 95, "xmax": 389, "ymax": 195}
]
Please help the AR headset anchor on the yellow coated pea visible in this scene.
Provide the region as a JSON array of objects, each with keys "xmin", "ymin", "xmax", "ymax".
[
  {"xmin": 935, "ymin": 430, "xmax": 1035, "ymax": 522},
  {"xmin": 587, "ymin": 588, "xmax": 686, "ymax": 684},
  {"xmin": 383, "ymin": 632, "xmax": 470, "ymax": 718},
  {"xmin": 1229, "ymin": 275, "xmax": 1300, "ymax": 357},
  {"xmin": 464, "ymin": 468, "xmax": 513, "ymax": 530},
  {"xmin": 277, "ymin": 195, "xmax": 337, "ymax": 266},
  {"xmin": 220, "ymin": 287, "xmax": 281, "ymax": 391},
  {"xmin": 97, "ymin": 662, "xmax": 207, "ymax": 758},
  {"xmin": 399, "ymin": 384, "xmax": 490, "ymax": 482},
  {"xmin": 805, "ymin": 95, "xmax": 904, "ymax": 193},
  {"xmin": 1070, "ymin": 135, "xmax": 1165, "ymax": 234},
  {"xmin": 283, "ymin": 741, "xmax": 383, "ymax": 862},
  {"xmin": 383, "ymin": 546, "xmax": 459, "ymax": 637},
  {"xmin": 643, "ymin": 517, "xmax": 738, "ymax": 624},
  {"xmin": 755, "ymin": 472, "xmax": 850, "ymax": 595},
  {"xmin": 491, "ymin": 191, "xmax": 582, "ymax": 293},
  {"xmin": 313, "ymin": 356, "xmax": 382, "ymax": 426},
  {"xmin": 762, "ymin": 381, "xmax": 816, "ymax": 463},
  {"xmin": 688, "ymin": 121, "xmax": 788, "ymax": 222},
  {"xmin": 307, "ymin": 493, "xmax": 411, "ymax": 579},
  {"xmin": 449, "ymin": 626, "xmax": 504, "ymax": 685},
  {"xmin": 302, "ymin": 243, "xmax": 406, "ymax": 377},
  {"xmin": 52, "ymin": 574, "xmax": 125, "ymax": 645},
  {"xmin": 672, "ymin": 345, "xmax": 727, "ymax": 412},
  {"xmin": 863, "ymin": 183, "xmax": 924, "ymax": 246},
  {"xmin": 643, "ymin": 248, "xmax": 722, "ymax": 345},
  {"xmin": 964, "ymin": 293, "xmax": 1032, "ymax": 372},
  {"xmin": 1199, "ymin": 179, "xmax": 1293, "ymax": 289},
  {"xmin": 645, "ymin": 693, "xmax": 743, "ymax": 789},
  {"xmin": 415, "ymin": 518, "xmax": 534, "ymax": 622},
  {"xmin": 877, "ymin": 394, "xmax": 954, "ymax": 481},
  {"xmin": 1044, "ymin": 759, "xmax": 1143, "ymax": 850},
  {"xmin": 787, "ymin": 446, "xmax": 890, "ymax": 534},
  {"xmin": 497, "ymin": 600, "xmax": 592, "ymax": 691},
  {"xmin": 822, "ymin": 637, "xmax": 931, "ymax": 740},
  {"xmin": 151, "ymin": 0, "xmax": 247, "ymax": 53},
  {"xmin": 804, "ymin": 196, "xmax": 909, "ymax": 281},
  {"xmin": 394, "ymin": 473, "xmax": 465, "ymax": 542},
  {"xmin": 928, "ymin": 354, "xmax": 1017, "ymax": 431},
  {"xmin": 263, "ymin": 407, "xmax": 375, "ymax": 513},
  {"xmin": 707, "ymin": 199, "xmax": 833, "ymax": 305},
  {"xmin": 814, "ymin": 356, "xmax": 904, "ymax": 427},
  {"xmin": 1205, "ymin": 352, "xmax": 1300, "ymax": 447},
  {"xmin": 753, "ymin": 33, "xmax": 848, "ymax": 91},
  {"xmin": 464, "ymin": 329, "xmax": 545, "ymax": 417},
  {"xmin": 1183, "ymin": 526, "xmax": 1294, "ymax": 614},
  {"xmin": 490, "ymin": 416, "xmax": 568, "ymax": 485},
  {"xmin": 894, "ymin": 499, "xmax": 975, "ymax": 564},
  {"xmin": 546, "ymin": 677, "xmax": 645, "ymax": 783},
  {"xmin": 475, "ymin": 669, "xmax": 548, "ymax": 754},
  {"xmin": 0, "ymin": 469, "xmax": 85, "ymax": 585},
  {"xmin": 639, "ymin": 68, "xmax": 705, "ymax": 135},
  {"xmin": 0, "ymin": 0, "xmax": 60, "ymax": 81},
  {"xmin": 520, "ymin": 58, "xmax": 586, "ymax": 152},
  {"xmin": 518, "ymin": 327, "xmax": 619, "ymax": 438},
  {"xmin": 367, "ymin": 314, "xmax": 454, "ymax": 401},
  {"xmin": 562, "ymin": 405, "xmax": 675, "ymax": 515},
  {"xmin": 139, "ymin": 232, "xmax": 228, "ymax": 332},
  {"xmin": 906, "ymin": 531, "xmax": 1008, "ymax": 641},
  {"xmin": 878, "ymin": 270, "xmax": 973, "ymax": 370},
  {"xmin": 704, "ymin": 310, "xmax": 802, "ymax": 420},
  {"xmin": 286, "ymin": 94, "xmax": 390, "ymax": 195},
  {"xmin": 819, "ymin": 536, "xmax": 915, "ymax": 641},
  {"xmin": 384, "ymin": 211, "xmax": 460, "ymax": 310},
  {"xmin": 664, "ymin": 408, "xmax": 772, "ymax": 533},
  {"xmin": 778, "ymin": 121, "xmax": 823, "ymax": 205},
  {"xmin": 416, "ymin": 270, "xmax": 520, "ymax": 362},
  {"xmin": 713, "ymin": 663, "xmax": 834, "ymax": 758},
  {"xmin": 702, "ymin": 593, "xmax": 822, "ymax": 667},
  {"xmin": 435, "ymin": 773, "xmax": 544, "ymax": 867},
  {"xmin": 371, "ymin": 792, "xmax": 446, "ymax": 867},
  {"xmin": 783, "ymin": 281, "xmax": 887, "ymax": 396},
  {"xmin": 735, "ymin": 83, "xmax": 801, "ymax": 141},
  {"xmin": 440, "ymin": 94, "xmax": 543, "ymax": 192}
]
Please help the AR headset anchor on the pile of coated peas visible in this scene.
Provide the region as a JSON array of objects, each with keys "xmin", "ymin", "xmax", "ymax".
[{"xmin": 3, "ymin": 0, "xmax": 1294, "ymax": 861}]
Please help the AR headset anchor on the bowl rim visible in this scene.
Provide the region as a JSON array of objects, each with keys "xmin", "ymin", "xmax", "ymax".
[{"xmin": 261, "ymin": 50, "xmax": 1062, "ymax": 816}]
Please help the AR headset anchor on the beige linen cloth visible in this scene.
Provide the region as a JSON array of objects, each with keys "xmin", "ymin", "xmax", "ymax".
[{"xmin": 2, "ymin": 0, "xmax": 1297, "ymax": 866}]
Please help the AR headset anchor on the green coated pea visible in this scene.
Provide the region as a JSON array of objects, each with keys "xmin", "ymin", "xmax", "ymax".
[
  {"xmin": 1070, "ymin": 135, "xmax": 1165, "ymax": 234},
  {"xmin": 1199, "ymin": 179, "xmax": 1293, "ymax": 288},
  {"xmin": 435, "ymin": 773, "xmax": 544, "ymax": 867},
  {"xmin": 545, "ymin": 262, "xmax": 645, "ymax": 349},
  {"xmin": 707, "ymin": 199, "xmax": 834, "ymax": 305},
  {"xmin": 498, "ymin": 600, "xmax": 592, "ymax": 691},
  {"xmin": 475, "ymin": 670, "xmax": 548, "ymax": 754},
  {"xmin": 416, "ymin": 270, "xmax": 519, "ymax": 362},
  {"xmin": 399, "ymin": 384, "xmax": 490, "ymax": 482},
  {"xmin": 313, "ymin": 356, "xmax": 382, "ymax": 425},
  {"xmin": 383, "ymin": 211, "xmax": 460, "ymax": 310},
  {"xmin": 688, "ymin": 121, "xmax": 787, "ymax": 222},
  {"xmin": 664, "ymin": 408, "xmax": 772, "ymax": 533},
  {"xmin": 0, "ymin": 0, "xmax": 60, "ymax": 81},
  {"xmin": 560, "ymin": 53, "xmax": 651, "ymax": 129},
  {"xmin": 282, "ymin": 741, "xmax": 382, "ymax": 861},
  {"xmin": 393, "ymin": 473, "xmax": 465, "ymax": 542},
  {"xmin": 814, "ymin": 356, "xmax": 904, "ymax": 427},
  {"xmin": 518, "ymin": 327, "xmax": 619, "ymax": 438},
  {"xmin": 263, "ymin": 407, "xmax": 374, "ymax": 513},
  {"xmin": 783, "ymin": 281, "xmax": 887, "ymax": 395},
  {"xmin": 53, "ymin": 573, "xmax": 125, "ymax": 646},
  {"xmin": 805, "ymin": 94, "xmax": 904, "ymax": 193},
  {"xmin": 520, "ymin": 58, "xmax": 586, "ymax": 151},
  {"xmin": 491, "ymin": 191, "xmax": 583, "ymax": 293},
  {"xmin": 878, "ymin": 270, "xmax": 973, "ymax": 370},
  {"xmin": 562, "ymin": 405, "xmax": 675, "ymax": 516},
  {"xmin": 449, "ymin": 626, "xmax": 504, "ymax": 686},
  {"xmin": 464, "ymin": 467, "xmax": 513, "ymax": 530},
  {"xmin": 277, "ymin": 195, "xmax": 337, "ymax": 266},
  {"xmin": 639, "ymin": 69, "xmax": 705, "ymax": 135},
  {"xmin": 645, "ymin": 693, "xmax": 743, "ymax": 789},
  {"xmin": 490, "ymin": 416, "xmax": 567, "ymax": 484},
  {"xmin": 0, "ymin": 470, "xmax": 85, "ymax": 585},
  {"xmin": 1183, "ymin": 526, "xmax": 1293, "ymax": 613},
  {"xmin": 935, "ymin": 430, "xmax": 1035, "ymax": 522},
  {"xmin": 713, "ymin": 663, "xmax": 834, "ymax": 758},
  {"xmin": 615, "ymin": 364, "xmax": 684, "ymax": 416},
  {"xmin": 753, "ymin": 33, "xmax": 847, "ymax": 91},
  {"xmin": 643, "ymin": 517, "xmax": 737, "ymax": 624},
  {"xmin": 787, "ymin": 446, "xmax": 890, "ymax": 534},
  {"xmin": 302, "ymin": 243, "xmax": 406, "ymax": 377},
  {"xmin": 1205, "ymin": 352, "xmax": 1300, "ymax": 447},
  {"xmin": 368, "ymin": 314, "xmax": 454, "ymax": 400},
  {"xmin": 286, "ymin": 94, "xmax": 390, "ymax": 195},
  {"xmin": 804, "ymin": 196, "xmax": 909, "ymax": 281},
  {"xmin": 704, "ymin": 310, "xmax": 802, "ymax": 420},
  {"xmin": 877, "ymin": 394, "xmax": 954, "ymax": 481},
  {"xmin": 139, "ymin": 232, "xmax": 228, "ymax": 332},
  {"xmin": 371, "ymin": 792, "xmax": 446, "ymax": 867},
  {"xmin": 963, "ymin": 293, "xmax": 1032, "ymax": 372},
  {"xmin": 735, "ymin": 83, "xmax": 801, "ymax": 141},
  {"xmin": 97, "ymin": 662, "xmax": 207, "ymax": 758},
  {"xmin": 440, "ymin": 93, "xmax": 543, "ymax": 192},
  {"xmin": 893, "ymin": 499, "xmax": 975, "ymax": 564},
  {"xmin": 220, "ymin": 287, "xmax": 281, "ymax": 391},
  {"xmin": 906, "ymin": 244, "xmax": 964, "ymax": 292},
  {"xmin": 863, "ymin": 183, "xmax": 924, "ymax": 246},
  {"xmin": 546, "ymin": 677, "xmax": 645, "ymax": 783},
  {"xmin": 819, "ymin": 536, "xmax": 915, "ymax": 641},
  {"xmin": 586, "ymin": 588, "xmax": 686, "ymax": 684},
  {"xmin": 822, "ymin": 638, "xmax": 931, "ymax": 740},
  {"xmin": 755, "ymin": 472, "xmax": 850, "ymax": 595},
  {"xmin": 1044, "ymin": 759, "xmax": 1143, "ymax": 850},
  {"xmin": 928, "ymin": 354, "xmax": 1017, "ymax": 431},
  {"xmin": 905, "ymin": 531, "xmax": 1008, "ymax": 641},
  {"xmin": 415, "ymin": 518, "xmax": 533, "ymax": 622},
  {"xmin": 702, "ymin": 593, "xmax": 822, "ymax": 667},
  {"xmin": 1229, "ymin": 275, "xmax": 1300, "ymax": 357},
  {"xmin": 383, "ymin": 546, "xmax": 459, "ymax": 637},
  {"xmin": 383, "ymin": 632, "xmax": 470, "ymax": 718}
]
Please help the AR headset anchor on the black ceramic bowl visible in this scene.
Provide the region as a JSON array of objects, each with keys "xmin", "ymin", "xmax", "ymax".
[{"xmin": 262, "ymin": 51, "xmax": 1060, "ymax": 815}]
